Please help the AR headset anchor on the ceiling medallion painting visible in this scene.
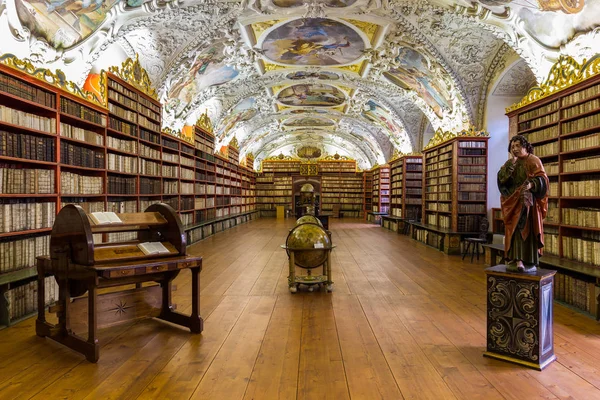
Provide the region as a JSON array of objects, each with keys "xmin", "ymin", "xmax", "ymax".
[
  {"xmin": 216, "ymin": 98, "xmax": 258, "ymax": 139},
  {"xmin": 277, "ymin": 83, "xmax": 346, "ymax": 107},
  {"xmin": 15, "ymin": 0, "xmax": 119, "ymax": 49},
  {"xmin": 383, "ymin": 48, "xmax": 453, "ymax": 119},
  {"xmin": 283, "ymin": 117, "xmax": 335, "ymax": 127},
  {"xmin": 286, "ymin": 71, "xmax": 340, "ymax": 80},
  {"xmin": 261, "ymin": 18, "xmax": 365, "ymax": 66},
  {"xmin": 273, "ymin": 0, "xmax": 357, "ymax": 7},
  {"xmin": 296, "ymin": 145, "xmax": 322, "ymax": 160}
]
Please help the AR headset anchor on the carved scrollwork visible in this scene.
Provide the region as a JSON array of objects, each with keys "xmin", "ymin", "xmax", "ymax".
[{"xmin": 109, "ymin": 54, "xmax": 158, "ymax": 99}]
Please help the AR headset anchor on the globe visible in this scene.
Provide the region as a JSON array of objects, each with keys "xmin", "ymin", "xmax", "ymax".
[
  {"xmin": 296, "ymin": 215, "xmax": 322, "ymax": 227},
  {"xmin": 300, "ymin": 183, "xmax": 314, "ymax": 193},
  {"xmin": 286, "ymin": 223, "xmax": 331, "ymax": 269}
]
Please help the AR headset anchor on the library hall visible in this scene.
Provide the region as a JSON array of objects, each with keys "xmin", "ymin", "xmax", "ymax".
[{"xmin": 2, "ymin": 0, "xmax": 600, "ymax": 399}]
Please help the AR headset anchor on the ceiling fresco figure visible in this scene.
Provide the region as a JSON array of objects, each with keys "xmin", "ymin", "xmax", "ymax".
[
  {"xmin": 384, "ymin": 47, "xmax": 453, "ymax": 119},
  {"xmin": 261, "ymin": 18, "xmax": 365, "ymax": 66}
]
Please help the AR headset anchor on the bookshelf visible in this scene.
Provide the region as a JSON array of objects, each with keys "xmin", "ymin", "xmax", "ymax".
[
  {"xmin": 318, "ymin": 159, "xmax": 363, "ymax": 218},
  {"xmin": 0, "ymin": 58, "xmax": 257, "ymax": 328},
  {"xmin": 371, "ymin": 165, "xmax": 390, "ymax": 214},
  {"xmin": 363, "ymin": 170, "xmax": 373, "ymax": 218},
  {"xmin": 389, "ymin": 155, "xmax": 423, "ymax": 220},
  {"xmin": 491, "ymin": 208, "xmax": 504, "ymax": 234},
  {"xmin": 422, "ymin": 136, "xmax": 488, "ymax": 232},
  {"xmin": 256, "ymin": 159, "xmax": 299, "ymax": 217},
  {"xmin": 506, "ymin": 55, "xmax": 600, "ymax": 316}
]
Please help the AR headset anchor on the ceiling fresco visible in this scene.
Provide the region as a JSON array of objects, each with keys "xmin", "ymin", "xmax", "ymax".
[
  {"xmin": 1, "ymin": 0, "xmax": 599, "ymax": 168},
  {"xmin": 276, "ymin": 83, "xmax": 346, "ymax": 107},
  {"xmin": 260, "ymin": 18, "xmax": 366, "ymax": 66}
]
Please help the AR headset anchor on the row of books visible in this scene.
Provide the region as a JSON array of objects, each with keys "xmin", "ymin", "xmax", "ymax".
[
  {"xmin": 0, "ymin": 201, "xmax": 55, "ymax": 233},
  {"xmin": 535, "ymin": 141, "xmax": 559, "ymax": 157},
  {"xmin": 562, "ymin": 155, "xmax": 600, "ymax": 173},
  {"xmin": 162, "ymin": 164, "xmax": 179, "ymax": 178},
  {"xmin": 562, "ymin": 207, "xmax": 600, "ymax": 227},
  {"xmin": 107, "ymin": 153, "xmax": 138, "ymax": 174},
  {"xmin": 139, "ymin": 177, "xmax": 161, "ymax": 194},
  {"xmin": 563, "ymin": 113, "xmax": 600, "ymax": 135},
  {"xmin": 562, "ymin": 236, "xmax": 600, "ymax": 266},
  {"xmin": 518, "ymin": 111, "xmax": 558, "ymax": 131},
  {"xmin": 458, "ymin": 174, "xmax": 486, "ymax": 183},
  {"xmin": 108, "ymin": 102, "xmax": 137, "ymax": 122},
  {"xmin": 554, "ymin": 272, "xmax": 598, "ymax": 316},
  {"xmin": 458, "ymin": 148, "xmax": 486, "ymax": 156},
  {"xmin": 0, "ymin": 130, "xmax": 56, "ymax": 162},
  {"xmin": 543, "ymin": 233, "xmax": 559, "ymax": 255},
  {"xmin": 459, "ymin": 156, "xmax": 486, "ymax": 165},
  {"xmin": 545, "ymin": 162, "xmax": 559, "ymax": 175},
  {"xmin": 562, "ymin": 97, "xmax": 600, "ymax": 119},
  {"xmin": 60, "ymin": 142, "xmax": 104, "ymax": 169},
  {"xmin": 0, "ymin": 166, "xmax": 54, "ymax": 194},
  {"xmin": 561, "ymin": 179, "xmax": 600, "ymax": 197},
  {"xmin": 60, "ymin": 123, "xmax": 104, "ymax": 146},
  {"xmin": 458, "ymin": 192, "xmax": 486, "ymax": 201},
  {"xmin": 6, "ymin": 277, "xmax": 58, "ymax": 323},
  {"xmin": 181, "ymin": 168, "xmax": 194, "ymax": 180},
  {"xmin": 0, "ymin": 234, "xmax": 49, "ymax": 273},
  {"xmin": 0, "ymin": 104, "xmax": 56, "ymax": 133},
  {"xmin": 561, "ymin": 132, "xmax": 600, "ymax": 152},
  {"xmin": 109, "ymin": 117, "xmax": 136, "ymax": 136},
  {"xmin": 108, "ymin": 175, "xmax": 136, "ymax": 195},
  {"xmin": 458, "ymin": 204, "xmax": 485, "ymax": 213},
  {"xmin": 61, "ymin": 97, "xmax": 106, "ymax": 127},
  {"xmin": 162, "ymin": 152, "xmax": 179, "ymax": 164},
  {"xmin": 563, "ymin": 82, "xmax": 600, "ymax": 106},
  {"xmin": 0, "ymin": 71, "xmax": 56, "ymax": 108},
  {"xmin": 522, "ymin": 125, "xmax": 559, "ymax": 144},
  {"xmin": 139, "ymin": 115, "xmax": 160, "ymax": 133},
  {"xmin": 194, "ymin": 197, "xmax": 216, "ymax": 209},
  {"xmin": 517, "ymin": 100, "xmax": 558, "ymax": 122},
  {"xmin": 546, "ymin": 200, "xmax": 559, "ymax": 223}
]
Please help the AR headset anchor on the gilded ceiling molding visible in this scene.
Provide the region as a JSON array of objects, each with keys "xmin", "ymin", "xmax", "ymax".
[
  {"xmin": 507, "ymin": 54, "xmax": 600, "ymax": 113},
  {"xmin": 0, "ymin": 53, "xmax": 106, "ymax": 108},
  {"xmin": 196, "ymin": 110, "xmax": 214, "ymax": 134},
  {"xmin": 108, "ymin": 54, "xmax": 158, "ymax": 100},
  {"xmin": 424, "ymin": 125, "xmax": 489, "ymax": 150}
]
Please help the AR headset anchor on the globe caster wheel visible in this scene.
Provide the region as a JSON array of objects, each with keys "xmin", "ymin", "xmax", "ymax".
[
  {"xmin": 289, "ymin": 285, "xmax": 298, "ymax": 293},
  {"xmin": 325, "ymin": 284, "xmax": 333, "ymax": 292}
]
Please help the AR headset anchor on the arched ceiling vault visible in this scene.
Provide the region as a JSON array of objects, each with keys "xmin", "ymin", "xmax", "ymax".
[{"xmin": 1, "ymin": 0, "xmax": 598, "ymax": 168}]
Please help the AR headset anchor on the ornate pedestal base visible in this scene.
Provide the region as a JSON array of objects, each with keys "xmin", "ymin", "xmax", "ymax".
[{"xmin": 484, "ymin": 265, "xmax": 556, "ymax": 370}]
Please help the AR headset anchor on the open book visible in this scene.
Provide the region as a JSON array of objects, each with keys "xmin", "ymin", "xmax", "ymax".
[
  {"xmin": 137, "ymin": 242, "xmax": 171, "ymax": 256},
  {"xmin": 90, "ymin": 212, "xmax": 123, "ymax": 225}
]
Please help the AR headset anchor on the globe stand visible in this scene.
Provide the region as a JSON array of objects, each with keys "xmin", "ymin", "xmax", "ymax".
[{"xmin": 281, "ymin": 246, "xmax": 335, "ymax": 293}]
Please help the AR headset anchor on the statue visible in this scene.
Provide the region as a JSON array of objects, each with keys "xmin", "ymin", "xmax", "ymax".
[{"xmin": 497, "ymin": 135, "xmax": 549, "ymax": 272}]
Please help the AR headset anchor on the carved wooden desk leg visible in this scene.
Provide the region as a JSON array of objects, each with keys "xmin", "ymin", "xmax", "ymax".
[
  {"xmin": 86, "ymin": 282, "xmax": 99, "ymax": 362},
  {"xmin": 190, "ymin": 266, "xmax": 203, "ymax": 334}
]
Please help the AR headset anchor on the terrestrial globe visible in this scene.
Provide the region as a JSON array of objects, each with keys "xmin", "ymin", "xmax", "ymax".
[
  {"xmin": 286, "ymin": 222, "xmax": 331, "ymax": 269},
  {"xmin": 296, "ymin": 215, "xmax": 322, "ymax": 227}
]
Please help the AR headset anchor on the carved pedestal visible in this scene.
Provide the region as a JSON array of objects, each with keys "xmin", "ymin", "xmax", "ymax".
[{"xmin": 484, "ymin": 265, "xmax": 556, "ymax": 370}]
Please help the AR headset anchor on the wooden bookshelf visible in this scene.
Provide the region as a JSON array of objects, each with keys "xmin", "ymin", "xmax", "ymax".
[
  {"xmin": 491, "ymin": 207, "xmax": 504, "ymax": 234},
  {"xmin": 507, "ymin": 58, "xmax": 600, "ymax": 317},
  {"xmin": 389, "ymin": 155, "xmax": 423, "ymax": 220},
  {"xmin": 256, "ymin": 160, "xmax": 299, "ymax": 217},
  {"xmin": 422, "ymin": 136, "xmax": 488, "ymax": 233},
  {"xmin": 318, "ymin": 160, "xmax": 363, "ymax": 218},
  {"xmin": 371, "ymin": 165, "xmax": 390, "ymax": 214},
  {"xmin": 363, "ymin": 170, "xmax": 373, "ymax": 219},
  {"xmin": 0, "ymin": 61, "xmax": 256, "ymax": 328}
]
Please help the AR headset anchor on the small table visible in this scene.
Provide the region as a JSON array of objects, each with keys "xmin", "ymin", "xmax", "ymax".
[{"xmin": 484, "ymin": 265, "xmax": 556, "ymax": 370}]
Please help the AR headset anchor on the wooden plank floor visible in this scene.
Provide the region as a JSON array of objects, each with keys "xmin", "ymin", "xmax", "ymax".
[{"xmin": 1, "ymin": 218, "xmax": 600, "ymax": 400}]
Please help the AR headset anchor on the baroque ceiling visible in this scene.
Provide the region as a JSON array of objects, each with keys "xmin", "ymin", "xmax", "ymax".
[{"xmin": 1, "ymin": 0, "xmax": 599, "ymax": 169}]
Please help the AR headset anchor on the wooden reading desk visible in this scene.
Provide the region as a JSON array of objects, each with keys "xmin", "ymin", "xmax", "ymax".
[{"xmin": 36, "ymin": 203, "xmax": 203, "ymax": 362}]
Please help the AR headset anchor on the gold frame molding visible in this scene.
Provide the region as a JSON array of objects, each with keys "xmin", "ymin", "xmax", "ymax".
[
  {"xmin": 507, "ymin": 54, "xmax": 600, "ymax": 113},
  {"xmin": 196, "ymin": 110, "xmax": 214, "ymax": 134},
  {"xmin": 108, "ymin": 54, "xmax": 158, "ymax": 100},
  {"xmin": 424, "ymin": 126, "xmax": 489, "ymax": 150}
]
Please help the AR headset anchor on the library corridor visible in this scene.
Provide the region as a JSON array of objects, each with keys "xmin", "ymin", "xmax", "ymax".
[{"xmin": 1, "ymin": 218, "xmax": 599, "ymax": 400}]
